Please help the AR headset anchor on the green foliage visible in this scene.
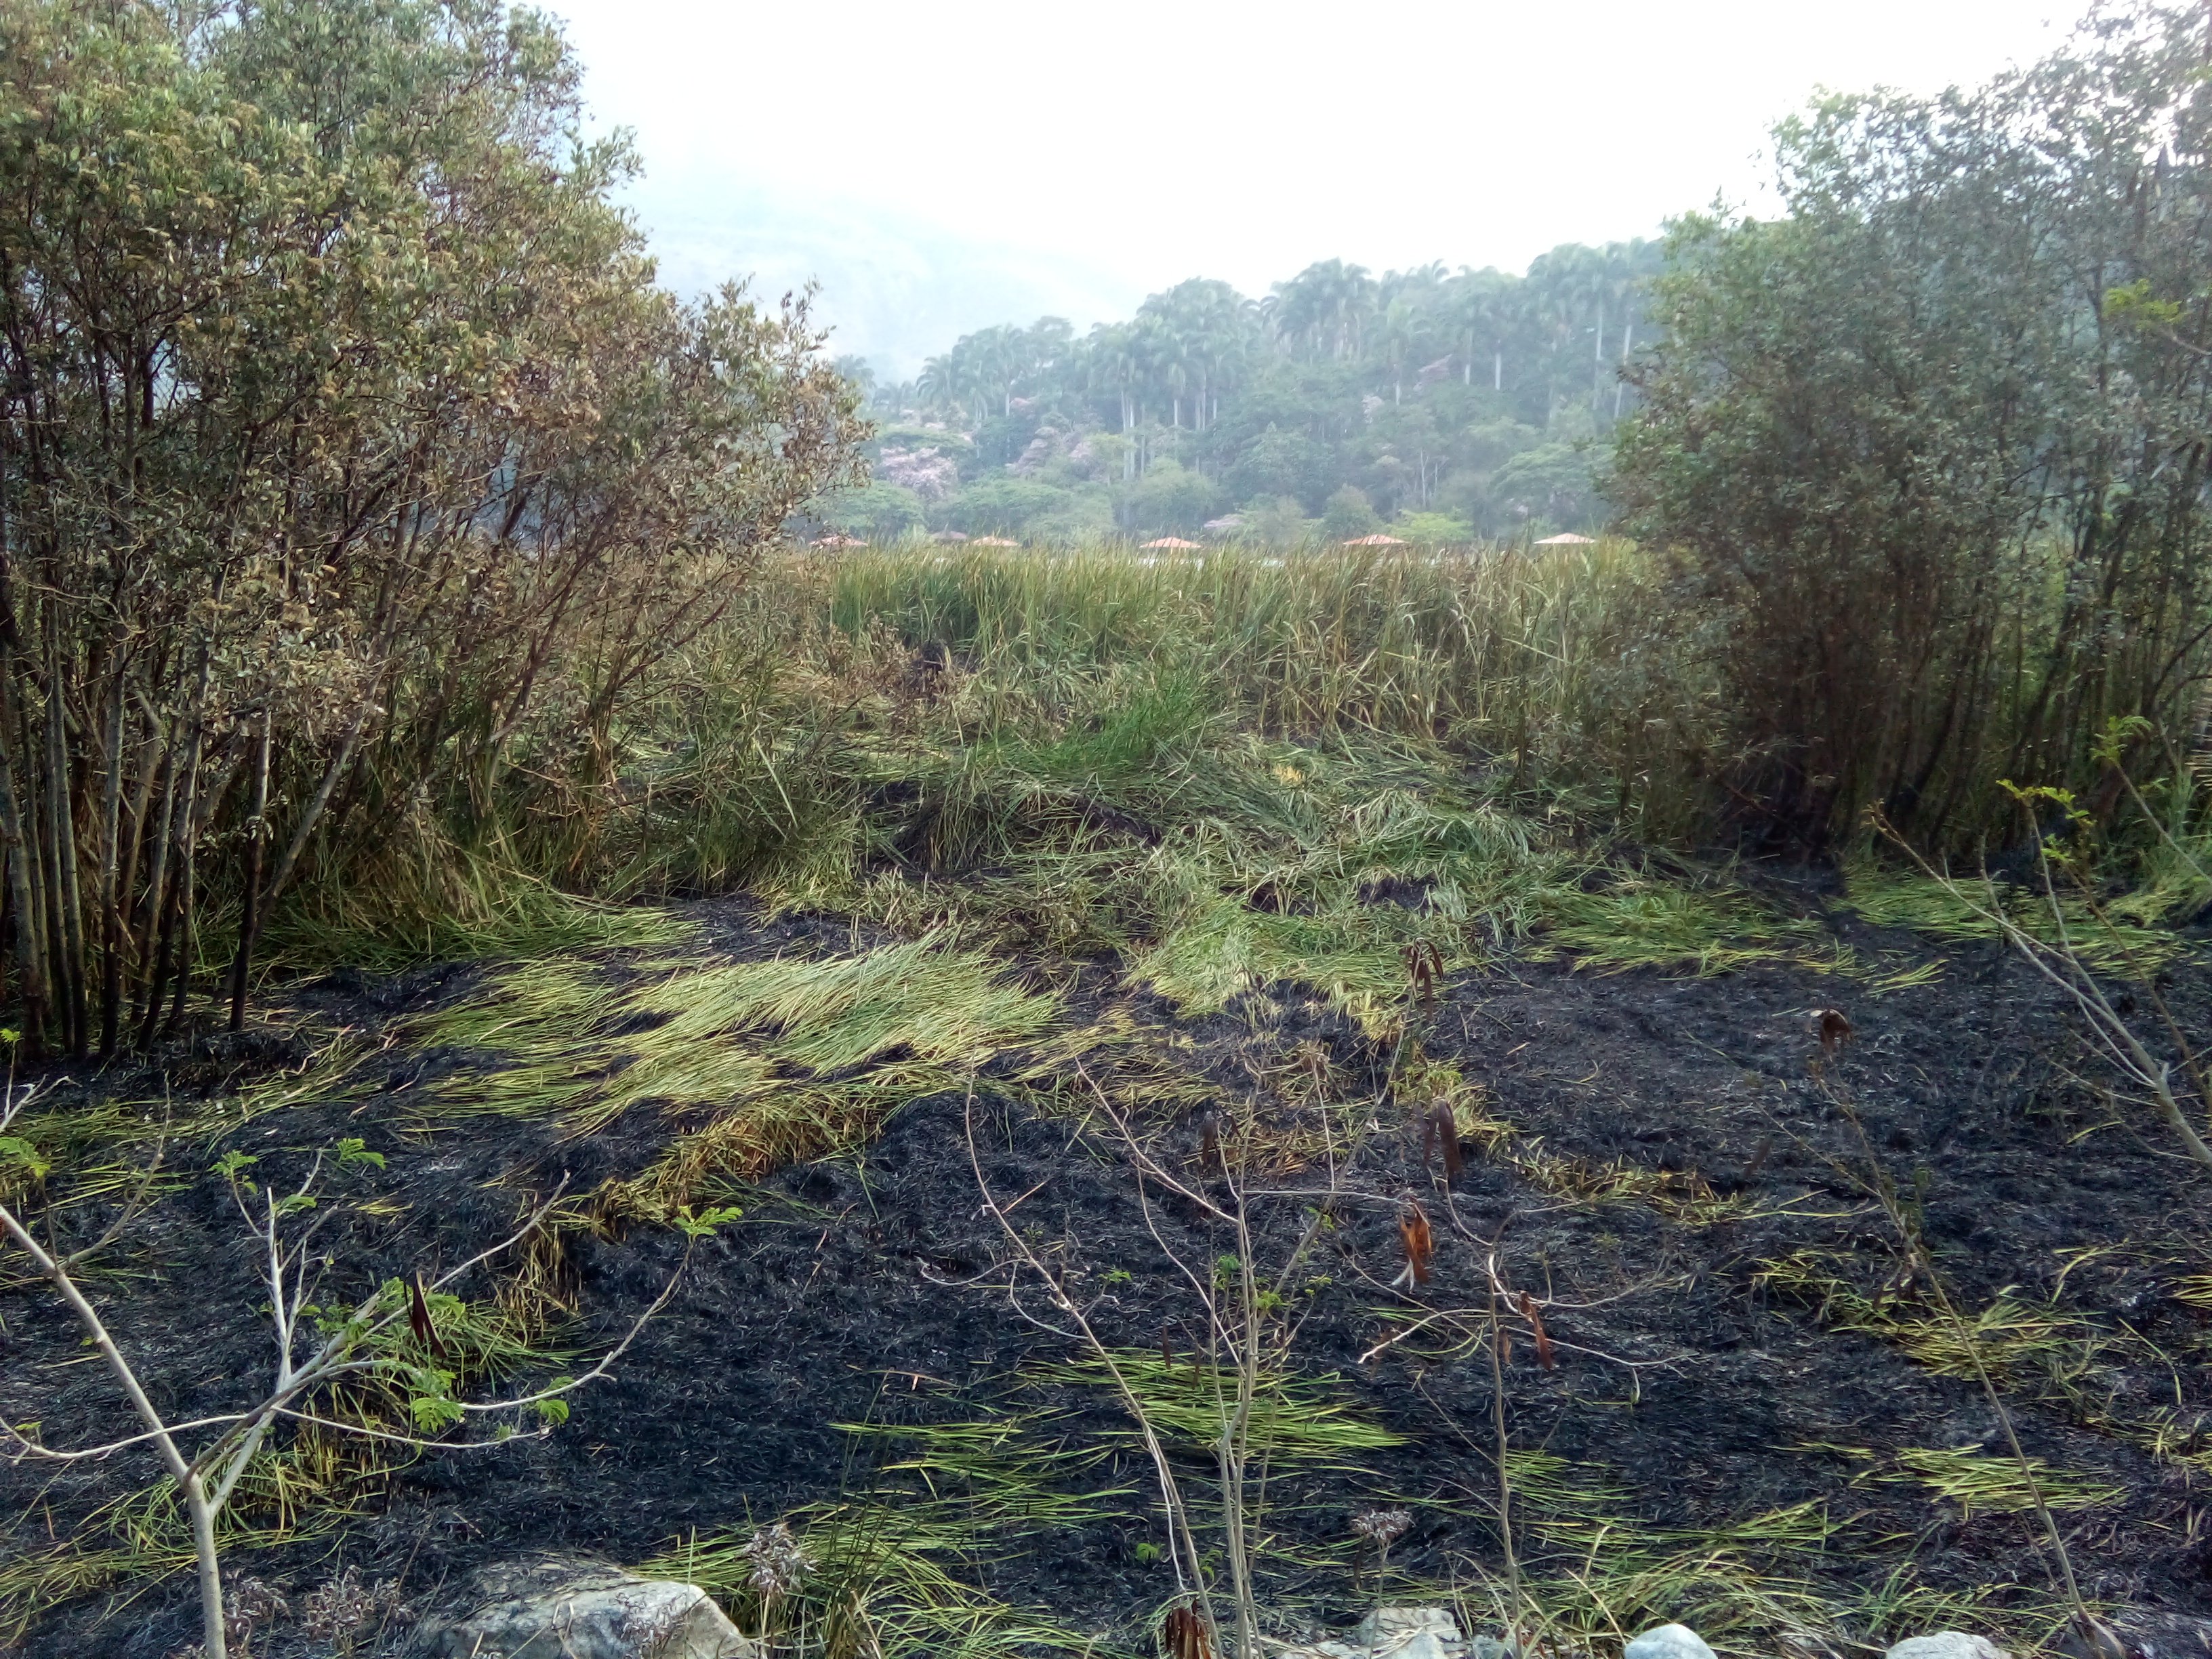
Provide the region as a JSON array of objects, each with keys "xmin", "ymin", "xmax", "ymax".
[
  {"xmin": 1124, "ymin": 459, "xmax": 1223, "ymax": 534},
  {"xmin": 1486, "ymin": 1449, "xmax": 1998, "ymax": 1646},
  {"xmin": 1542, "ymin": 880, "xmax": 1828, "ymax": 976},
  {"xmin": 1486, "ymin": 441, "xmax": 1599, "ymax": 531},
  {"xmin": 1840, "ymin": 858, "xmax": 2183, "ymax": 975},
  {"xmin": 1319, "ymin": 485, "xmax": 1379, "ymax": 541},
  {"xmin": 817, "ymin": 481, "xmax": 928, "ymax": 539},
  {"xmin": 414, "ymin": 541, "xmax": 1936, "ymax": 1030},
  {"xmin": 870, "ymin": 243, "xmax": 1662, "ymax": 542},
  {"xmin": 1610, "ymin": 5, "xmax": 2212, "ymax": 851},
  {"xmin": 651, "ymin": 1411, "xmax": 1118, "ymax": 1659},
  {"xmin": 934, "ymin": 476, "xmax": 1080, "ymax": 537},
  {"xmin": 0, "ymin": 0, "xmax": 866, "ymax": 1057},
  {"xmin": 380, "ymin": 932, "xmax": 1069, "ymax": 1217},
  {"xmin": 1390, "ymin": 510, "xmax": 1473, "ymax": 544},
  {"xmin": 673, "ymin": 1204, "xmax": 745, "ymax": 1239},
  {"xmin": 0, "ymin": 1134, "xmax": 49, "ymax": 1182},
  {"xmin": 334, "ymin": 1139, "xmax": 385, "ymax": 1173}
]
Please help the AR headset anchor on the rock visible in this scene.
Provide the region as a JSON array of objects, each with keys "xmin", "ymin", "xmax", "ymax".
[
  {"xmin": 2112, "ymin": 1611, "xmax": 2212, "ymax": 1659},
  {"xmin": 1885, "ymin": 1637, "xmax": 2011, "ymax": 1659},
  {"xmin": 1355, "ymin": 1607, "xmax": 1467, "ymax": 1659},
  {"xmin": 1279, "ymin": 1606, "xmax": 1468, "ymax": 1659},
  {"xmin": 1625, "ymin": 1626, "xmax": 1718, "ymax": 1659},
  {"xmin": 405, "ymin": 1558, "xmax": 755, "ymax": 1659}
]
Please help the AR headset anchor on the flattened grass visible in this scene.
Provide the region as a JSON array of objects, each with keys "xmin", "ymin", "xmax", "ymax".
[
  {"xmin": 388, "ymin": 933, "xmax": 1073, "ymax": 1218},
  {"xmin": 1841, "ymin": 858, "xmax": 2186, "ymax": 975},
  {"xmin": 646, "ymin": 1406, "xmax": 1128, "ymax": 1659},
  {"xmin": 1753, "ymin": 1250, "xmax": 2087, "ymax": 1382},
  {"xmin": 414, "ymin": 934, "xmax": 1062, "ymax": 1130}
]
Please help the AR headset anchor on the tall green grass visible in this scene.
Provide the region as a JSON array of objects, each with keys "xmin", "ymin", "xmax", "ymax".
[
  {"xmin": 253, "ymin": 538, "xmax": 2193, "ymax": 985},
  {"xmin": 266, "ymin": 539, "xmax": 1714, "ymax": 955},
  {"xmin": 823, "ymin": 541, "xmax": 1693, "ymax": 775}
]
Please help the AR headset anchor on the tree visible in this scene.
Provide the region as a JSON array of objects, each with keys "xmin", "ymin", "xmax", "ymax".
[
  {"xmin": 1452, "ymin": 268, "xmax": 1516, "ymax": 391},
  {"xmin": 1268, "ymin": 260, "xmax": 1376, "ymax": 363},
  {"xmin": 1611, "ymin": 0, "xmax": 2212, "ymax": 848},
  {"xmin": 0, "ymin": 0, "xmax": 866, "ymax": 1054},
  {"xmin": 1126, "ymin": 460, "xmax": 1222, "ymax": 535},
  {"xmin": 1319, "ymin": 486, "xmax": 1379, "ymax": 542}
]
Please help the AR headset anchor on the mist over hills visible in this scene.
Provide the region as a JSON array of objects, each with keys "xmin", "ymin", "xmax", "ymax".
[{"xmin": 624, "ymin": 171, "xmax": 1147, "ymax": 378}]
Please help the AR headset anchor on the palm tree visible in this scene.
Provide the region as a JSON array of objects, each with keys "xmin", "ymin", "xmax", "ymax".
[
  {"xmin": 1378, "ymin": 297, "xmax": 1420, "ymax": 403},
  {"xmin": 1270, "ymin": 260, "xmax": 1374, "ymax": 361},
  {"xmin": 1523, "ymin": 247, "xmax": 1589, "ymax": 424},
  {"xmin": 1140, "ymin": 279, "xmax": 1254, "ymax": 432},
  {"xmin": 1086, "ymin": 323, "xmax": 1143, "ymax": 476},
  {"xmin": 1608, "ymin": 239, "xmax": 1659, "ymax": 420},
  {"xmin": 1450, "ymin": 267, "xmax": 1515, "ymax": 391},
  {"xmin": 915, "ymin": 351, "xmax": 966, "ymax": 419}
]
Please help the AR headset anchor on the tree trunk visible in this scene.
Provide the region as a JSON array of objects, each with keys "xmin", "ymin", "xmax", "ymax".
[
  {"xmin": 186, "ymin": 1471, "xmax": 229, "ymax": 1659},
  {"xmin": 98, "ymin": 674, "xmax": 123, "ymax": 1057},
  {"xmin": 0, "ymin": 653, "xmax": 48, "ymax": 1059},
  {"xmin": 132, "ymin": 740, "xmax": 179, "ymax": 1036},
  {"xmin": 164, "ymin": 818, "xmax": 197, "ymax": 1040},
  {"xmin": 47, "ymin": 646, "xmax": 87, "ymax": 1055},
  {"xmin": 226, "ymin": 709, "xmax": 272, "ymax": 1032},
  {"xmin": 141, "ymin": 718, "xmax": 205, "ymax": 1049},
  {"xmin": 1592, "ymin": 298, "xmax": 1606, "ymax": 411}
]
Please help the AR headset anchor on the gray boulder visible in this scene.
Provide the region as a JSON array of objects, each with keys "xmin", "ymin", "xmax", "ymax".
[
  {"xmin": 1625, "ymin": 1626, "xmax": 1718, "ymax": 1659},
  {"xmin": 406, "ymin": 1558, "xmax": 755, "ymax": 1659},
  {"xmin": 1887, "ymin": 1637, "xmax": 2012, "ymax": 1659}
]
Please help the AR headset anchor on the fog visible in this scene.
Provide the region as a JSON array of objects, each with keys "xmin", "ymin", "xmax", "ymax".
[{"xmin": 550, "ymin": 0, "xmax": 2067, "ymax": 371}]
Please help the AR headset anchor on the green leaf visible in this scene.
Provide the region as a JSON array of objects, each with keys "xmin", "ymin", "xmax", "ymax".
[
  {"xmin": 672, "ymin": 1203, "xmax": 743, "ymax": 1240},
  {"xmin": 335, "ymin": 1136, "xmax": 386, "ymax": 1172},
  {"xmin": 0, "ymin": 1136, "xmax": 50, "ymax": 1181},
  {"xmin": 408, "ymin": 1393, "xmax": 464, "ymax": 1433}
]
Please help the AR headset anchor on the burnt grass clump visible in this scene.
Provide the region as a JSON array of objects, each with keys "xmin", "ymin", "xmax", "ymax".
[{"xmin": 8, "ymin": 892, "xmax": 2212, "ymax": 1656}]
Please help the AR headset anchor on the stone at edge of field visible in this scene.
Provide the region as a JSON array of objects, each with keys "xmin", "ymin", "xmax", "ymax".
[
  {"xmin": 1277, "ymin": 1605, "xmax": 1468, "ymax": 1659},
  {"xmin": 403, "ymin": 1557, "xmax": 755, "ymax": 1659},
  {"xmin": 1885, "ymin": 1635, "xmax": 2012, "ymax": 1659},
  {"xmin": 1354, "ymin": 1605, "xmax": 1468, "ymax": 1656},
  {"xmin": 1624, "ymin": 1624, "xmax": 1719, "ymax": 1659}
]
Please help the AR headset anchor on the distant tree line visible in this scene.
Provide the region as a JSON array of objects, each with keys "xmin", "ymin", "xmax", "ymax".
[{"xmin": 819, "ymin": 243, "xmax": 1662, "ymax": 543}]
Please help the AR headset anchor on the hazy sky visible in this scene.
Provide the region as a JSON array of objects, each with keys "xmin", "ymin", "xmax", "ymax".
[{"xmin": 546, "ymin": 0, "xmax": 2071, "ymax": 375}]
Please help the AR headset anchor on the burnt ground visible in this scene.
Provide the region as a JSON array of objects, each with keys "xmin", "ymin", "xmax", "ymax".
[{"xmin": 8, "ymin": 893, "xmax": 2212, "ymax": 1657}]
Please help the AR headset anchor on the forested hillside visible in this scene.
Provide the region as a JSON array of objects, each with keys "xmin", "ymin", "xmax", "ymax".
[{"xmin": 818, "ymin": 244, "xmax": 1662, "ymax": 542}]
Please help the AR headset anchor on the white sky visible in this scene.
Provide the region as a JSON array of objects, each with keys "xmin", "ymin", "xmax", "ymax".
[{"xmin": 546, "ymin": 0, "xmax": 2072, "ymax": 375}]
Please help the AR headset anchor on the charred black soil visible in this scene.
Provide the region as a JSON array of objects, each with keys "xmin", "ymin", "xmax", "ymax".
[{"xmin": 9, "ymin": 893, "xmax": 2212, "ymax": 1658}]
